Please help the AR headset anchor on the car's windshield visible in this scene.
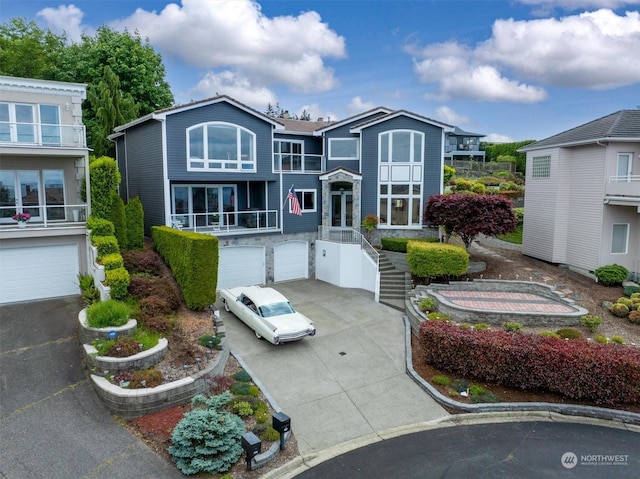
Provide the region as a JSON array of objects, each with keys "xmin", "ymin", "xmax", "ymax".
[{"xmin": 258, "ymin": 302, "xmax": 295, "ymax": 318}]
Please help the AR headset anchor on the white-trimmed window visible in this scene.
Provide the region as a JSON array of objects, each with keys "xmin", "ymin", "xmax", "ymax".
[
  {"xmin": 289, "ymin": 189, "xmax": 316, "ymax": 213},
  {"xmin": 0, "ymin": 169, "xmax": 66, "ymax": 222},
  {"xmin": 616, "ymin": 153, "xmax": 633, "ymax": 182},
  {"xmin": 379, "ymin": 130, "xmax": 423, "ymax": 163},
  {"xmin": 187, "ymin": 122, "xmax": 255, "ymax": 171},
  {"xmin": 274, "ymin": 140, "xmax": 303, "ymax": 171},
  {"xmin": 532, "ymin": 156, "xmax": 551, "ymax": 178},
  {"xmin": 328, "ymin": 138, "xmax": 359, "ymax": 161},
  {"xmin": 611, "ymin": 224, "xmax": 629, "ymax": 254},
  {"xmin": 172, "ymin": 184, "xmax": 237, "ymax": 228}
]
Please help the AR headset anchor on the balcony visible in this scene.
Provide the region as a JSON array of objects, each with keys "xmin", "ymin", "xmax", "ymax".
[
  {"xmin": 0, "ymin": 122, "xmax": 87, "ymax": 149},
  {"xmin": 0, "ymin": 204, "xmax": 87, "ymax": 237},
  {"xmin": 605, "ymin": 175, "xmax": 640, "ymax": 198},
  {"xmin": 273, "ymin": 153, "xmax": 324, "ymax": 173},
  {"xmin": 170, "ymin": 209, "xmax": 280, "ymax": 236}
]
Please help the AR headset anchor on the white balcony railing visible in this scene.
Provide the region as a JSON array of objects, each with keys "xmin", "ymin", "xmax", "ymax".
[
  {"xmin": 170, "ymin": 210, "xmax": 279, "ymax": 235},
  {"xmin": 0, "ymin": 204, "xmax": 88, "ymax": 228},
  {"xmin": 0, "ymin": 122, "xmax": 87, "ymax": 148},
  {"xmin": 606, "ymin": 175, "xmax": 640, "ymax": 197}
]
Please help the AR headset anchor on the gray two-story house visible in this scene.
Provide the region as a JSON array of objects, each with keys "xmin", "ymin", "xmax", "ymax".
[{"xmin": 110, "ymin": 96, "xmax": 452, "ymax": 294}]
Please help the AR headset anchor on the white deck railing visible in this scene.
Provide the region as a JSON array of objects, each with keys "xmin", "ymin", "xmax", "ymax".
[
  {"xmin": 170, "ymin": 210, "xmax": 279, "ymax": 235},
  {"xmin": 0, "ymin": 123, "xmax": 86, "ymax": 148},
  {"xmin": 317, "ymin": 226, "xmax": 379, "ymax": 268}
]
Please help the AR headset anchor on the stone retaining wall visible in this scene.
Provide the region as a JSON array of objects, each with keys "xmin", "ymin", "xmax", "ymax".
[
  {"xmin": 83, "ymin": 338, "xmax": 168, "ymax": 374},
  {"xmin": 78, "ymin": 308, "xmax": 137, "ymax": 343}
]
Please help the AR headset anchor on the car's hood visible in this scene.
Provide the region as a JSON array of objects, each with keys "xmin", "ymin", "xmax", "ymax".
[{"xmin": 268, "ymin": 312, "xmax": 314, "ymax": 332}]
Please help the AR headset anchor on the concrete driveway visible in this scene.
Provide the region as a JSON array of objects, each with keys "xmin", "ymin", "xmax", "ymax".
[
  {"xmin": 0, "ymin": 297, "xmax": 183, "ymax": 479},
  {"xmin": 218, "ymin": 279, "xmax": 448, "ymax": 457}
]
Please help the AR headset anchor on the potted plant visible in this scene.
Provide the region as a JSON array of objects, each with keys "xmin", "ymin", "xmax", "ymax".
[
  {"xmin": 361, "ymin": 214, "xmax": 379, "ymax": 241},
  {"xmin": 12, "ymin": 212, "xmax": 31, "ymax": 228}
]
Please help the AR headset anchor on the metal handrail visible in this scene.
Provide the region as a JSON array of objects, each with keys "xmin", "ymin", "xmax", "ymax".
[
  {"xmin": 170, "ymin": 210, "xmax": 279, "ymax": 233},
  {"xmin": 608, "ymin": 175, "xmax": 640, "ymax": 183},
  {"xmin": 0, "ymin": 203, "xmax": 87, "ymax": 227},
  {"xmin": 0, "ymin": 122, "xmax": 86, "ymax": 148},
  {"xmin": 317, "ymin": 226, "xmax": 379, "ymax": 267}
]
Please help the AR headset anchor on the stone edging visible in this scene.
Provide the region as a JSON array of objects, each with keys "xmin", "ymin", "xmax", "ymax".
[
  {"xmin": 403, "ymin": 314, "xmax": 640, "ymax": 426},
  {"xmin": 78, "ymin": 308, "xmax": 137, "ymax": 343},
  {"xmin": 83, "ymin": 338, "xmax": 168, "ymax": 373}
]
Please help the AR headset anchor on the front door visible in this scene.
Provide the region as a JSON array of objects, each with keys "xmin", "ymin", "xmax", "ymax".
[{"xmin": 330, "ymin": 191, "xmax": 353, "ymax": 227}]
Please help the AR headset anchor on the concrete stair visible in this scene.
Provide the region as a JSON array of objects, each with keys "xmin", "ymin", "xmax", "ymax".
[{"xmin": 378, "ymin": 252, "xmax": 410, "ymax": 312}]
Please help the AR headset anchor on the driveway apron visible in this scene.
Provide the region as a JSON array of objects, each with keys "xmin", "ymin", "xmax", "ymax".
[
  {"xmin": 220, "ymin": 280, "xmax": 448, "ymax": 456},
  {"xmin": 0, "ymin": 297, "xmax": 183, "ymax": 479}
]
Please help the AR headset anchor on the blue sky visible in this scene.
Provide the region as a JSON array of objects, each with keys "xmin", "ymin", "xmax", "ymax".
[{"xmin": 2, "ymin": 0, "xmax": 640, "ymax": 142}]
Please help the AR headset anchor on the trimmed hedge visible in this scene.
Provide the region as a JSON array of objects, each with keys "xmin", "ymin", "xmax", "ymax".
[
  {"xmin": 101, "ymin": 253, "xmax": 124, "ymax": 271},
  {"xmin": 419, "ymin": 320, "xmax": 640, "ymax": 405},
  {"xmin": 110, "ymin": 193, "xmax": 127, "ymax": 250},
  {"xmin": 152, "ymin": 226, "xmax": 218, "ymax": 310},
  {"xmin": 381, "ymin": 237, "xmax": 439, "ymax": 253},
  {"xmin": 92, "ymin": 235, "xmax": 119, "ymax": 260},
  {"xmin": 125, "ymin": 197, "xmax": 144, "ymax": 251},
  {"xmin": 105, "ymin": 267, "xmax": 130, "ymax": 301},
  {"xmin": 407, "ymin": 241, "xmax": 469, "ymax": 278},
  {"xmin": 87, "ymin": 216, "xmax": 115, "ymax": 238},
  {"xmin": 594, "ymin": 264, "xmax": 629, "ymax": 286}
]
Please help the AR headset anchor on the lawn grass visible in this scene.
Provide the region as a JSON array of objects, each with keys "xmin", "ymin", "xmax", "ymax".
[{"xmin": 498, "ymin": 224, "xmax": 522, "ymax": 244}]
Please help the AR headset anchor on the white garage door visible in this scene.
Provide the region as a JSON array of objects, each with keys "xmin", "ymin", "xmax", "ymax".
[
  {"xmin": 218, "ymin": 246, "xmax": 265, "ymax": 290},
  {"xmin": 274, "ymin": 241, "xmax": 309, "ymax": 282},
  {"xmin": 0, "ymin": 244, "xmax": 79, "ymax": 304}
]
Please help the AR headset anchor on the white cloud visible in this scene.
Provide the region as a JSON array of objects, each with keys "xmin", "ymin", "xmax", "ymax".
[
  {"xmin": 347, "ymin": 96, "xmax": 376, "ymax": 115},
  {"xmin": 408, "ymin": 8, "xmax": 640, "ymax": 102},
  {"xmin": 37, "ymin": 4, "xmax": 90, "ymax": 42},
  {"xmin": 518, "ymin": 0, "xmax": 640, "ymax": 11},
  {"xmin": 483, "ymin": 133, "xmax": 516, "ymax": 143},
  {"xmin": 435, "ymin": 106, "xmax": 470, "ymax": 125},
  {"xmin": 189, "ymin": 71, "xmax": 277, "ymax": 109},
  {"xmin": 295, "ymin": 103, "xmax": 335, "ymax": 121},
  {"xmin": 111, "ymin": 0, "xmax": 346, "ymax": 94},
  {"xmin": 478, "ymin": 9, "xmax": 640, "ymax": 89}
]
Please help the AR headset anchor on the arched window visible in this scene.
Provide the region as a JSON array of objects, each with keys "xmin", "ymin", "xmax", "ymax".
[{"xmin": 187, "ymin": 122, "xmax": 256, "ymax": 171}]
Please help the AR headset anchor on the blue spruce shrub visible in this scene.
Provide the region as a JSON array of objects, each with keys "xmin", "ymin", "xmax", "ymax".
[{"xmin": 169, "ymin": 391, "xmax": 246, "ymax": 475}]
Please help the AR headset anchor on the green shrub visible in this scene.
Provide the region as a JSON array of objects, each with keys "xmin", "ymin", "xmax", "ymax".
[
  {"xmin": 407, "ymin": 241, "xmax": 469, "ymax": 278},
  {"xmin": 93, "ymin": 329, "xmax": 159, "ymax": 356},
  {"xmin": 471, "ymin": 389, "xmax": 501, "ymax": 404},
  {"xmin": 623, "ymin": 285, "xmax": 640, "ymax": 297},
  {"xmin": 230, "ymin": 381, "xmax": 251, "ymax": 396},
  {"xmin": 101, "ymin": 253, "xmax": 124, "ymax": 271},
  {"xmin": 87, "ymin": 299, "xmax": 131, "ymax": 328},
  {"xmin": 87, "ymin": 216, "xmax": 115, "ymax": 237},
  {"xmin": 631, "ymin": 292, "xmax": 640, "ymax": 300},
  {"xmin": 610, "ymin": 303, "xmax": 630, "ymax": 318},
  {"xmin": 418, "ymin": 297, "xmax": 437, "ymax": 312},
  {"xmin": 452, "ymin": 178, "xmax": 474, "ymax": 191},
  {"xmin": 169, "ymin": 392, "xmax": 245, "ymax": 475},
  {"xmin": 459, "ymin": 323, "xmax": 472, "ymax": 330},
  {"xmin": 93, "ymin": 235, "xmax": 119, "ymax": 260},
  {"xmin": 555, "ymin": 328, "xmax": 582, "ymax": 340},
  {"xmin": 125, "ymin": 197, "xmax": 145, "ymax": 251},
  {"xmin": 443, "ymin": 165, "xmax": 456, "ymax": 186},
  {"xmin": 198, "ymin": 334, "xmax": 221, "ymax": 349},
  {"xmin": 498, "ymin": 181, "xmax": 522, "ymax": 191},
  {"xmin": 611, "ymin": 336, "xmax": 625, "ymax": 344},
  {"xmin": 130, "ymin": 368, "xmax": 163, "ymax": 388},
  {"xmin": 105, "ymin": 267, "xmax": 130, "ymax": 301},
  {"xmin": 380, "ymin": 237, "xmax": 438, "ymax": 253},
  {"xmin": 259, "ymin": 426, "xmax": 280, "ymax": 442},
  {"xmin": 594, "ymin": 264, "xmax": 629, "ymax": 286},
  {"xmin": 594, "ymin": 334, "xmax": 609, "ymax": 344},
  {"xmin": 232, "ymin": 369, "xmax": 252, "ymax": 382},
  {"xmin": 78, "ymin": 273, "xmax": 100, "ymax": 306},
  {"xmin": 473, "ymin": 323, "xmax": 490, "ymax": 331},
  {"xmin": 617, "ymin": 297, "xmax": 633, "ymax": 308},
  {"xmin": 110, "ymin": 192, "xmax": 127, "ymax": 250},
  {"xmin": 471, "ymin": 182, "xmax": 486, "ymax": 194},
  {"xmin": 90, "ymin": 156, "xmax": 121, "ymax": 219},
  {"xmin": 512, "ymin": 208, "xmax": 524, "ymax": 224},
  {"xmin": 538, "ymin": 330, "xmax": 560, "ymax": 339},
  {"xmin": 503, "ymin": 321, "xmax": 523, "ymax": 333},
  {"xmin": 231, "ymin": 401, "xmax": 253, "ymax": 417},
  {"xmin": 581, "ymin": 315, "xmax": 601, "ymax": 333},
  {"xmin": 431, "ymin": 374, "xmax": 451, "ymax": 386},
  {"xmin": 427, "ymin": 312, "xmax": 450, "ymax": 322},
  {"xmin": 255, "ymin": 410, "xmax": 269, "ymax": 424},
  {"xmin": 629, "ymin": 310, "xmax": 640, "ymax": 324},
  {"xmin": 248, "ymin": 385, "xmax": 260, "ymax": 397}
]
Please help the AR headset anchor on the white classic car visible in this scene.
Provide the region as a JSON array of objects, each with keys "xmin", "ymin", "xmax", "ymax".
[{"xmin": 219, "ymin": 285, "xmax": 316, "ymax": 345}]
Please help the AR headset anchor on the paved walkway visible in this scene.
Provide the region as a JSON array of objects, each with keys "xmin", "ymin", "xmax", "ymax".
[{"xmin": 437, "ymin": 290, "xmax": 576, "ymax": 313}]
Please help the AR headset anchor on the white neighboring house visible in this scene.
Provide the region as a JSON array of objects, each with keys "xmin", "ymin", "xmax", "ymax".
[
  {"xmin": 520, "ymin": 110, "xmax": 640, "ymax": 280},
  {"xmin": 0, "ymin": 76, "xmax": 90, "ymax": 304}
]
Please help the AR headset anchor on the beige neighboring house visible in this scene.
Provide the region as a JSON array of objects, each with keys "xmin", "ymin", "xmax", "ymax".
[
  {"xmin": 520, "ymin": 110, "xmax": 640, "ymax": 281},
  {"xmin": 0, "ymin": 75, "xmax": 90, "ymax": 304}
]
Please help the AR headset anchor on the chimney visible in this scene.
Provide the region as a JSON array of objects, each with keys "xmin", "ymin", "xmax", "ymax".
[{"xmin": 317, "ymin": 117, "xmax": 323, "ymax": 122}]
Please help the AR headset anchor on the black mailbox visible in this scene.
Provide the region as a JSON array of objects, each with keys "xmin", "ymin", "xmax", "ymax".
[
  {"xmin": 241, "ymin": 431, "xmax": 261, "ymax": 458},
  {"xmin": 272, "ymin": 412, "xmax": 291, "ymax": 434}
]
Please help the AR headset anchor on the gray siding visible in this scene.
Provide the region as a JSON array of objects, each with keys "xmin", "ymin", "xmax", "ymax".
[
  {"xmin": 120, "ymin": 121, "xmax": 165, "ymax": 233},
  {"xmin": 281, "ymin": 173, "xmax": 320, "ymax": 234}
]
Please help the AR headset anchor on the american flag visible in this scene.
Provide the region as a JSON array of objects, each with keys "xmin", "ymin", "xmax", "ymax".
[{"xmin": 288, "ymin": 186, "xmax": 302, "ymax": 216}]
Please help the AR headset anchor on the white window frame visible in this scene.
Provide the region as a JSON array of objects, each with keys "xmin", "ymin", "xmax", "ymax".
[
  {"xmin": 186, "ymin": 122, "xmax": 256, "ymax": 172},
  {"xmin": 273, "ymin": 140, "xmax": 304, "ymax": 172},
  {"xmin": 289, "ymin": 189, "xmax": 316, "ymax": 214},
  {"xmin": 532, "ymin": 156, "xmax": 551, "ymax": 179},
  {"xmin": 0, "ymin": 169, "xmax": 66, "ymax": 222},
  {"xmin": 328, "ymin": 138, "xmax": 359, "ymax": 161},
  {"xmin": 379, "ymin": 130, "xmax": 424, "ymax": 163},
  {"xmin": 0, "ymin": 102, "xmax": 36, "ymax": 143},
  {"xmin": 611, "ymin": 223, "xmax": 629, "ymax": 254},
  {"xmin": 616, "ymin": 153, "xmax": 633, "ymax": 182}
]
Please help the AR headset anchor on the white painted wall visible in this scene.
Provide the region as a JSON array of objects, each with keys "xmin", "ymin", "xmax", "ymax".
[{"xmin": 315, "ymin": 240, "xmax": 378, "ymax": 294}]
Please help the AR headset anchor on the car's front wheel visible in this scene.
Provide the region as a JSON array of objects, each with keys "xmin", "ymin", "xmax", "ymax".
[
  {"xmin": 223, "ymin": 299, "xmax": 230, "ymax": 312},
  {"xmin": 254, "ymin": 330, "xmax": 262, "ymax": 340}
]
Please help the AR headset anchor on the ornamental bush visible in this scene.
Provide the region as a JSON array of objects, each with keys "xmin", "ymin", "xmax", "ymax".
[
  {"xmin": 502, "ymin": 321, "xmax": 523, "ymax": 333},
  {"xmin": 380, "ymin": 237, "xmax": 438, "ymax": 253},
  {"xmin": 594, "ymin": 264, "xmax": 629, "ymax": 286},
  {"xmin": 418, "ymin": 297, "xmax": 437, "ymax": 312},
  {"xmin": 93, "ymin": 235, "xmax": 119, "ymax": 260},
  {"xmin": 623, "ymin": 286, "xmax": 640, "ymax": 297},
  {"xmin": 629, "ymin": 310, "xmax": 640, "ymax": 324},
  {"xmin": 169, "ymin": 392, "xmax": 245, "ymax": 475},
  {"xmin": 101, "ymin": 253, "xmax": 124, "ymax": 271},
  {"xmin": 419, "ymin": 320, "xmax": 640, "ymax": 405},
  {"xmin": 610, "ymin": 303, "xmax": 630, "ymax": 318},
  {"xmin": 87, "ymin": 299, "xmax": 130, "ymax": 328},
  {"xmin": 555, "ymin": 328, "xmax": 582, "ymax": 340},
  {"xmin": 407, "ymin": 241, "xmax": 469, "ymax": 279},
  {"xmin": 580, "ymin": 315, "xmax": 601, "ymax": 333},
  {"xmin": 105, "ymin": 267, "xmax": 130, "ymax": 301},
  {"xmin": 125, "ymin": 197, "xmax": 145, "ymax": 251},
  {"xmin": 87, "ymin": 216, "xmax": 115, "ymax": 237},
  {"xmin": 110, "ymin": 193, "xmax": 127, "ymax": 250}
]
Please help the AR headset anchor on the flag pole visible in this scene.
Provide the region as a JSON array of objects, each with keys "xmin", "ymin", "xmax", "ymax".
[{"xmin": 281, "ymin": 184, "xmax": 295, "ymax": 210}]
